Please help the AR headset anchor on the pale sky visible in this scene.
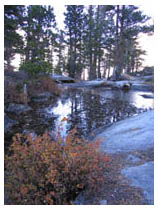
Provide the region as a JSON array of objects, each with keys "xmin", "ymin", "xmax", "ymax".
[{"xmin": 54, "ymin": 5, "xmax": 66, "ymax": 30}]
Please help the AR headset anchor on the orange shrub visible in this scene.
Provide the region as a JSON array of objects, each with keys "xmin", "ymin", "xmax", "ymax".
[{"xmin": 5, "ymin": 128, "xmax": 110, "ymax": 205}]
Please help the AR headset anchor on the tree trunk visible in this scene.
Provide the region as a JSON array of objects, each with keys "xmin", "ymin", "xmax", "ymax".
[
  {"xmin": 89, "ymin": 51, "xmax": 93, "ymax": 80},
  {"xmin": 113, "ymin": 5, "xmax": 126, "ymax": 80},
  {"xmin": 97, "ymin": 53, "xmax": 101, "ymax": 78},
  {"xmin": 93, "ymin": 54, "xmax": 97, "ymax": 79}
]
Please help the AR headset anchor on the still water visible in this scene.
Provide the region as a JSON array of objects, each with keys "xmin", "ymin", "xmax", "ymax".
[
  {"xmin": 45, "ymin": 87, "xmax": 154, "ymax": 139},
  {"xmin": 4, "ymin": 87, "xmax": 154, "ymax": 152}
]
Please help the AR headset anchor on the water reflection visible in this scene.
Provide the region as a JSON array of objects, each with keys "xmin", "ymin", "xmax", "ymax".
[
  {"xmin": 88, "ymin": 88, "xmax": 154, "ymax": 109},
  {"xmin": 47, "ymin": 100, "xmax": 72, "ymax": 139},
  {"xmin": 128, "ymin": 91, "xmax": 154, "ymax": 109},
  {"xmin": 46, "ymin": 88, "xmax": 154, "ymax": 138}
]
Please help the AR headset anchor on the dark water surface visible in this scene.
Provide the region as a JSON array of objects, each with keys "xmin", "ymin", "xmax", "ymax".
[{"xmin": 5, "ymin": 86, "xmax": 154, "ymax": 149}]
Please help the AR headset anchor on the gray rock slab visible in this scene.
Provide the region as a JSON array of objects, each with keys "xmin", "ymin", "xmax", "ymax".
[
  {"xmin": 95, "ymin": 110, "xmax": 154, "ymax": 154},
  {"xmin": 121, "ymin": 161, "xmax": 154, "ymax": 204}
]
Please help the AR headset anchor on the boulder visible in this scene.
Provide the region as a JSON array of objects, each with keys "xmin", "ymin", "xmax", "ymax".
[
  {"xmin": 22, "ymin": 129, "xmax": 37, "ymax": 141},
  {"xmin": 5, "ymin": 103, "xmax": 32, "ymax": 114},
  {"xmin": 99, "ymin": 200, "xmax": 108, "ymax": 205},
  {"xmin": 121, "ymin": 83, "xmax": 131, "ymax": 90},
  {"xmin": 4, "ymin": 112, "xmax": 17, "ymax": 133}
]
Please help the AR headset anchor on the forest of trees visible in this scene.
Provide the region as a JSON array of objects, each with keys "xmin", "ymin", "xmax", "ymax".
[{"xmin": 4, "ymin": 5, "xmax": 154, "ymax": 80}]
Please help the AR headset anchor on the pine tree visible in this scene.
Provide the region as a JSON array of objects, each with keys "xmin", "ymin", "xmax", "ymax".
[
  {"xmin": 54, "ymin": 30, "xmax": 66, "ymax": 74},
  {"xmin": 113, "ymin": 5, "xmax": 153, "ymax": 79},
  {"xmin": 20, "ymin": 5, "xmax": 57, "ymax": 75},
  {"xmin": 83, "ymin": 5, "xmax": 115, "ymax": 80},
  {"xmin": 94, "ymin": 5, "xmax": 115, "ymax": 79},
  {"xmin": 129, "ymin": 40, "xmax": 146, "ymax": 72},
  {"xmin": 64, "ymin": 5, "xmax": 85, "ymax": 79},
  {"xmin": 23, "ymin": 5, "xmax": 56, "ymax": 62},
  {"xmin": 4, "ymin": 5, "xmax": 25, "ymax": 68},
  {"xmin": 83, "ymin": 5, "xmax": 96, "ymax": 80}
]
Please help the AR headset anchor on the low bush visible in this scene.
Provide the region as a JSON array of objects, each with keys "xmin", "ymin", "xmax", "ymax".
[
  {"xmin": 5, "ymin": 127, "xmax": 110, "ymax": 205},
  {"xmin": 4, "ymin": 79, "xmax": 28, "ymax": 105},
  {"xmin": 4, "ymin": 76, "xmax": 61, "ymax": 105}
]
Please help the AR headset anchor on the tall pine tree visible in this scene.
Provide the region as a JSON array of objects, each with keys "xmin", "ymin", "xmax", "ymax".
[
  {"xmin": 20, "ymin": 5, "xmax": 57, "ymax": 75},
  {"xmin": 113, "ymin": 5, "xmax": 153, "ymax": 79},
  {"xmin": 64, "ymin": 5, "xmax": 85, "ymax": 79},
  {"xmin": 4, "ymin": 5, "xmax": 25, "ymax": 68},
  {"xmin": 54, "ymin": 30, "xmax": 66, "ymax": 74}
]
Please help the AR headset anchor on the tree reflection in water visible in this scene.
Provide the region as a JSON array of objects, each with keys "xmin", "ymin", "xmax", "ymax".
[{"xmin": 48, "ymin": 88, "xmax": 153, "ymax": 138}]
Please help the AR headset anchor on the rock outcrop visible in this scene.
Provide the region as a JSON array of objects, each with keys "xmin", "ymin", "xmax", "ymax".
[{"xmin": 4, "ymin": 112, "xmax": 17, "ymax": 133}]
